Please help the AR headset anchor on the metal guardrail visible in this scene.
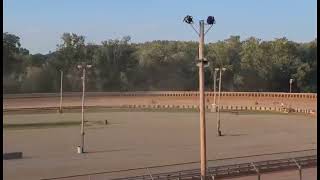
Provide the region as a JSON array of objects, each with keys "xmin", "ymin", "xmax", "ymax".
[
  {"xmin": 40, "ymin": 149, "xmax": 317, "ymax": 180},
  {"xmin": 111, "ymin": 155, "xmax": 316, "ymax": 180}
]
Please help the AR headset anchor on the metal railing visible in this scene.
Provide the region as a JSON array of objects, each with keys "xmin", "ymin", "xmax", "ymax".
[
  {"xmin": 110, "ymin": 155, "xmax": 316, "ymax": 180},
  {"xmin": 40, "ymin": 149, "xmax": 317, "ymax": 180}
]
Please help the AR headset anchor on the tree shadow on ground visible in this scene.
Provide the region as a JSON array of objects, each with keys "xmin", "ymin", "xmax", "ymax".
[
  {"xmin": 86, "ymin": 148, "xmax": 131, "ymax": 154},
  {"xmin": 220, "ymin": 133, "xmax": 248, "ymax": 137}
]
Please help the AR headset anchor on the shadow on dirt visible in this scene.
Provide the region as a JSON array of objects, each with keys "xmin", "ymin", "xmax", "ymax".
[
  {"xmin": 86, "ymin": 148, "xmax": 131, "ymax": 154},
  {"xmin": 220, "ymin": 133, "xmax": 248, "ymax": 137}
]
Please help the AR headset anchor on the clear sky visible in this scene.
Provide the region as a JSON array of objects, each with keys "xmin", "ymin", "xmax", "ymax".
[{"xmin": 4, "ymin": 0, "xmax": 317, "ymax": 54}]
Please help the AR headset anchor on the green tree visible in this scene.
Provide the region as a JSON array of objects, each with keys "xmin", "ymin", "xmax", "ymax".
[{"xmin": 2, "ymin": 32, "xmax": 317, "ymax": 93}]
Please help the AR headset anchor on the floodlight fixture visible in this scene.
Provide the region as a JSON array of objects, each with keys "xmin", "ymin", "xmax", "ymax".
[
  {"xmin": 222, "ymin": 67, "xmax": 226, "ymax": 71},
  {"xmin": 289, "ymin": 78, "xmax": 293, "ymax": 83},
  {"xmin": 86, "ymin": 64, "xmax": 92, "ymax": 68},
  {"xmin": 77, "ymin": 63, "xmax": 92, "ymax": 69},
  {"xmin": 215, "ymin": 68, "xmax": 219, "ymax": 71},
  {"xmin": 183, "ymin": 15, "xmax": 194, "ymax": 24},
  {"xmin": 203, "ymin": 58, "xmax": 209, "ymax": 67},
  {"xmin": 207, "ymin": 16, "xmax": 216, "ymax": 25}
]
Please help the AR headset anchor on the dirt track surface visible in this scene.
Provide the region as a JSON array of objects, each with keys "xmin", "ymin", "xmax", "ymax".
[
  {"xmin": 3, "ymin": 112, "xmax": 317, "ymax": 180},
  {"xmin": 3, "ymin": 94, "xmax": 317, "ymax": 111}
]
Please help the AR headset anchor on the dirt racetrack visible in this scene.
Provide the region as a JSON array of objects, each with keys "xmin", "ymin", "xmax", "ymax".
[
  {"xmin": 3, "ymin": 111, "xmax": 317, "ymax": 180},
  {"xmin": 3, "ymin": 91, "xmax": 317, "ymax": 179},
  {"xmin": 3, "ymin": 91, "xmax": 317, "ymax": 111}
]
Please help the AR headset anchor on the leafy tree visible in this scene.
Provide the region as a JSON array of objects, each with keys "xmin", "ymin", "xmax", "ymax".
[
  {"xmin": 2, "ymin": 32, "xmax": 317, "ymax": 93},
  {"xmin": 3, "ymin": 32, "xmax": 24, "ymax": 76}
]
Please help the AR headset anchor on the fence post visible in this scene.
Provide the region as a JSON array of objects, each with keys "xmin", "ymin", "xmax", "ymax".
[
  {"xmin": 251, "ymin": 162, "xmax": 260, "ymax": 180},
  {"xmin": 146, "ymin": 168, "xmax": 154, "ymax": 180},
  {"xmin": 211, "ymin": 174, "xmax": 215, "ymax": 180},
  {"xmin": 292, "ymin": 159, "xmax": 302, "ymax": 180}
]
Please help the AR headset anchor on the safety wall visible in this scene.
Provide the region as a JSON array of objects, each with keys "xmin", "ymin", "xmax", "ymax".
[
  {"xmin": 3, "ymin": 91, "xmax": 317, "ymax": 99},
  {"xmin": 120, "ymin": 104, "xmax": 316, "ymax": 114}
]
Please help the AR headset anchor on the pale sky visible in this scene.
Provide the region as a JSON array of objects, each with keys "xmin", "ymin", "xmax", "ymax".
[{"xmin": 4, "ymin": 0, "xmax": 317, "ymax": 54}]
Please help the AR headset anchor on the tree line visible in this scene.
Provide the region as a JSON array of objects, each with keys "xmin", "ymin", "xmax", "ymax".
[{"xmin": 3, "ymin": 32, "xmax": 317, "ymax": 93}]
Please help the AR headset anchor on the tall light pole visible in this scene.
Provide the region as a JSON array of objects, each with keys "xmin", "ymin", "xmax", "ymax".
[
  {"xmin": 184, "ymin": 15, "xmax": 215, "ymax": 180},
  {"xmin": 289, "ymin": 79, "xmax": 293, "ymax": 93},
  {"xmin": 212, "ymin": 68, "xmax": 219, "ymax": 112},
  {"xmin": 59, "ymin": 70, "xmax": 63, "ymax": 113},
  {"xmin": 217, "ymin": 67, "xmax": 226, "ymax": 136},
  {"xmin": 77, "ymin": 63, "xmax": 92, "ymax": 154}
]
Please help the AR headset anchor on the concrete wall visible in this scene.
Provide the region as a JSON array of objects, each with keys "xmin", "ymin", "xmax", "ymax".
[
  {"xmin": 3, "ymin": 91, "xmax": 317, "ymax": 99},
  {"xmin": 3, "ymin": 91, "xmax": 316, "ymax": 114},
  {"xmin": 120, "ymin": 104, "xmax": 315, "ymax": 114}
]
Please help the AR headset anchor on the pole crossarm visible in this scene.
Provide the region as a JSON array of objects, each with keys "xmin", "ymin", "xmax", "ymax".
[
  {"xmin": 204, "ymin": 25, "xmax": 214, "ymax": 35},
  {"xmin": 190, "ymin": 24, "xmax": 200, "ymax": 36}
]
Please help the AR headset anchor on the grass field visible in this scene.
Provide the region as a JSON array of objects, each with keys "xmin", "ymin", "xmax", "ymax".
[{"xmin": 3, "ymin": 110, "xmax": 317, "ymax": 180}]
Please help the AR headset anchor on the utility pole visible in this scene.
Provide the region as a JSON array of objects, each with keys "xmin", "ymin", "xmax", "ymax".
[
  {"xmin": 80, "ymin": 68, "xmax": 86, "ymax": 153},
  {"xmin": 289, "ymin": 79, "xmax": 293, "ymax": 93},
  {"xmin": 59, "ymin": 70, "xmax": 63, "ymax": 113},
  {"xmin": 77, "ymin": 64, "xmax": 92, "ymax": 154},
  {"xmin": 212, "ymin": 68, "xmax": 219, "ymax": 112},
  {"xmin": 217, "ymin": 67, "xmax": 226, "ymax": 136},
  {"xmin": 184, "ymin": 15, "xmax": 215, "ymax": 180},
  {"xmin": 198, "ymin": 20, "xmax": 207, "ymax": 180}
]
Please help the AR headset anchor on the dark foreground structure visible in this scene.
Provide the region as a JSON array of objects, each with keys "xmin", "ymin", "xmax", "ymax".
[
  {"xmin": 112, "ymin": 155, "xmax": 316, "ymax": 180},
  {"xmin": 40, "ymin": 151, "xmax": 316, "ymax": 180}
]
